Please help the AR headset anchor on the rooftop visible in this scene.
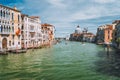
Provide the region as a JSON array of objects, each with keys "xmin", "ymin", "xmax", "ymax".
[{"xmin": 0, "ymin": 4, "xmax": 21, "ymax": 12}]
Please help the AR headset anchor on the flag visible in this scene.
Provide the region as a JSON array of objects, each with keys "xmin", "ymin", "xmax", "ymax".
[{"xmin": 16, "ymin": 27, "xmax": 20, "ymax": 36}]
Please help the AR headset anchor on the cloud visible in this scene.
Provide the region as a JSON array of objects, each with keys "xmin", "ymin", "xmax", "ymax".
[
  {"xmin": 46, "ymin": 0, "xmax": 66, "ymax": 8},
  {"xmin": 2, "ymin": 0, "xmax": 120, "ymax": 37},
  {"xmin": 93, "ymin": 0, "xmax": 116, "ymax": 4}
]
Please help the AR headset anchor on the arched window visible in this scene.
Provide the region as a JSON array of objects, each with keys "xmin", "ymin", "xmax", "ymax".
[
  {"xmin": 8, "ymin": 12, "xmax": 10, "ymax": 20},
  {"xmin": 3, "ymin": 11, "xmax": 5, "ymax": 18},
  {"xmin": 9, "ymin": 26, "xmax": 10, "ymax": 32},
  {"xmin": 21, "ymin": 25, "xmax": 24, "ymax": 29},
  {"xmin": 1, "ymin": 10, "xmax": 2, "ymax": 17},
  {"xmin": 12, "ymin": 27, "xmax": 14, "ymax": 32},
  {"xmin": 6, "ymin": 26, "xmax": 8, "ymax": 32},
  {"xmin": 4, "ymin": 26, "xmax": 6, "ymax": 32},
  {"xmin": 1, "ymin": 25, "xmax": 3, "ymax": 32},
  {"xmin": 0, "ymin": 25, "xmax": 1, "ymax": 32},
  {"xmin": 18, "ymin": 14, "xmax": 20, "ymax": 22},
  {"xmin": 6, "ymin": 12, "xmax": 8, "ymax": 19}
]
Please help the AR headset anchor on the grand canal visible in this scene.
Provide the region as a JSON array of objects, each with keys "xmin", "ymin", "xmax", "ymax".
[{"xmin": 0, "ymin": 41, "xmax": 120, "ymax": 80}]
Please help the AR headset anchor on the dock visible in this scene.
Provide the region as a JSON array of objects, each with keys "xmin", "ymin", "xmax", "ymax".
[
  {"xmin": 0, "ymin": 49, "xmax": 8, "ymax": 55},
  {"xmin": 11, "ymin": 49, "xmax": 27, "ymax": 54}
]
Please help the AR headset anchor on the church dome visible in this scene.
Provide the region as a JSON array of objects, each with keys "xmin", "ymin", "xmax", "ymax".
[{"xmin": 75, "ymin": 25, "xmax": 81, "ymax": 34}]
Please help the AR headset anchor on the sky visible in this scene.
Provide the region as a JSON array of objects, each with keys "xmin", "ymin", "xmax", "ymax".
[{"xmin": 0, "ymin": 0, "xmax": 120, "ymax": 37}]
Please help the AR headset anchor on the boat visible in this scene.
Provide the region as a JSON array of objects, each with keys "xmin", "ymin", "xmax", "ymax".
[
  {"xmin": 0, "ymin": 50, "xmax": 8, "ymax": 55},
  {"xmin": 11, "ymin": 49, "xmax": 27, "ymax": 53}
]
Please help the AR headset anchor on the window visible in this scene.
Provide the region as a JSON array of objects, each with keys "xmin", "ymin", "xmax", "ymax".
[
  {"xmin": 18, "ymin": 35, "xmax": 20, "ymax": 40},
  {"xmin": 12, "ymin": 27, "xmax": 14, "ymax": 32},
  {"xmin": 12, "ymin": 13, "xmax": 14, "ymax": 21},
  {"xmin": 18, "ymin": 42, "xmax": 20, "ymax": 45},
  {"xmin": 0, "ymin": 10, "xmax": 2, "ymax": 17},
  {"xmin": 108, "ymin": 35, "xmax": 110, "ymax": 39},
  {"xmin": 12, "ymin": 35, "xmax": 14, "ymax": 39},
  {"xmin": 12, "ymin": 23, "xmax": 14, "ymax": 25},
  {"xmin": 12, "ymin": 42, "xmax": 14, "ymax": 45},
  {"xmin": 18, "ymin": 15, "xmax": 20, "ymax": 22},
  {"xmin": 21, "ymin": 25, "xmax": 24, "ymax": 29},
  {"xmin": 3, "ymin": 11, "xmax": 5, "ymax": 17},
  {"xmin": 108, "ymin": 30, "xmax": 110, "ymax": 34},
  {"xmin": 0, "ymin": 26, "xmax": 1, "ymax": 32},
  {"xmin": 9, "ymin": 41, "xmax": 11, "ymax": 46}
]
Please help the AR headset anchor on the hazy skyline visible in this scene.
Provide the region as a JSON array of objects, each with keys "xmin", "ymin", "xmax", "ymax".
[{"xmin": 1, "ymin": 0, "xmax": 120, "ymax": 37}]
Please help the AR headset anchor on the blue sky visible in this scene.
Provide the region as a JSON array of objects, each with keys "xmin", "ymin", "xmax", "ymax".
[{"xmin": 1, "ymin": 0, "xmax": 120, "ymax": 37}]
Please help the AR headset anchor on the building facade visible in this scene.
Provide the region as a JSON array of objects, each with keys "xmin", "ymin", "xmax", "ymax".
[
  {"xmin": 96, "ymin": 24, "xmax": 115, "ymax": 44},
  {"xmin": 75, "ymin": 25, "xmax": 81, "ymax": 34},
  {"xmin": 69, "ymin": 25, "xmax": 95, "ymax": 42},
  {"xmin": 112, "ymin": 21, "xmax": 120, "ymax": 49},
  {"xmin": 0, "ymin": 5, "xmax": 21, "ymax": 50},
  {"xmin": 82, "ymin": 33, "xmax": 95, "ymax": 42},
  {"xmin": 41, "ymin": 23, "xmax": 55, "ymax": 45},
  {"xmin": 21, "ymin": 14, "xmax": 42, "ymax": 49}
]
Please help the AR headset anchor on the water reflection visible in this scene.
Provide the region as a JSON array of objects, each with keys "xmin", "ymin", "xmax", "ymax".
[
  {"xmin": 1, "ymin": 42, "xmax": 120, "ymax": 80},
  {"xmin": 95, "ymin": 50, "xmax": 120, "ymax": 77}
]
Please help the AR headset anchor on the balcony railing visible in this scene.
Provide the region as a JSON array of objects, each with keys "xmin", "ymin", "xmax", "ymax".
[
  {"xmin": 0, "ymin": 31, "xmax": 14, "ymax": 34},
  {"xmin": 31, "ymin": 37, "xmax": 35, "ymax": 40},
  {"xmin": 30, "ymin": 29, "xmax": 35, "ymax": 32}
]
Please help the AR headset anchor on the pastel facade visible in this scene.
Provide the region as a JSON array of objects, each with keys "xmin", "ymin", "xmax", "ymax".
[
  {"xmin": 96, "ymin": 24, "xmax": 115, "ymax": 44},
  {"xmin": 41, "ymin": 23, "xmax": 55, "ymax": 45},
  {"xmin": 112, "ymin": 20, "xmax": 120, "ymax": 48},
  {"xmin": 0, "ymin": 5, "xmax": 21, "ymax": 50},
  {"xmin": 82, "ymin": 33, "xmax": 95, "ymax": 42},
  {"xmin": 21, "ymin": 15, "xmax": 42, "ymax": 49}
]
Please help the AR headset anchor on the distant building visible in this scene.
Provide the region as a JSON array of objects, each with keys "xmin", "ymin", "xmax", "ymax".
[
  {"xmin": 81, "ymin": 33, "xmax": 95, "ymax": 42},
  {"xmin": 69, "ymin": 25, "xmax": 95, "ymax": 42},
  {"xmin": 75, "ymin": 25, "xmax": 81, "ymax": 34},
  {"xmin": 69, "ymin": 33, "xmax": 82, "ymax": 41},
  {"xmin": 21, "ymin": 14, "xmax": 42, "ymax": 49},
  {"xmin": 0, "ymin": 5, "xmax": 22, "ymax": 50},
  {"xmin": 112, "ymin": 20, "xmax": 120, "ymax": 49},
  {"xmin": 96, "ymin": 24, "xmax": 115, "ymax": 44},
  {"xmin": 41, "ymin": 23, "xmax": 55, "ymax": 45}
]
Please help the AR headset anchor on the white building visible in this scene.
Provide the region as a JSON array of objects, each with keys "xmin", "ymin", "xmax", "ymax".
[
  {"xmin": 75, "ymin": 25, "xmax": 81, "ymax": 34},
  {"xmin": 21, "ymin": 14, "xmax": 42, "ymax": 49},
  {"xmin": 0, "ymin": 5, "xmax": 22, "ymax": 50}
]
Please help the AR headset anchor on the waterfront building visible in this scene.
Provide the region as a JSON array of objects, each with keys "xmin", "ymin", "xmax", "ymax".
[
  {"xmin": 81, "ymin": 33, "xmax": 95, "ymax": 42},
  {"xmin": 41, "ymin": 23, "xmax": 55, "ymax": 45},
  {"xmin": 0, "ymin": 5, "xmax": 21, "ymax": 50},
  {"xmin": 21, "ymin": 14, "xmax": 42, "ymax": 49},
  {"xmin": 113, "ymin": 20, "xmax": 120, "ymax": 49},
  {"xmin": 96, "ymin": 24, "xmax": 115, "ymax": 44},
  {"xmin": 69, "ymin": 25, "xmax": 82, "ymax": 41},
  {"xmin": 69, "ymin": 33, "xmax": 82, "ymax": 41},
  {"xmin": 75, "ymin": 25, "xmax": 81, "ymax": 34},
  {"xmin": 69, "ymin": 25, "xmax": 95, "ymax": 42}
]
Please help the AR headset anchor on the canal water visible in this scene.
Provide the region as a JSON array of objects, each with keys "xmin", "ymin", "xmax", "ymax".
[{"xmin": 0, "ymin": 41, "xmax": 120, "ymax": 80}]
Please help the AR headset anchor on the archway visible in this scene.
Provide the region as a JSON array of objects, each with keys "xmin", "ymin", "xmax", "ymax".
[{"xmin": 2, "ymin": 38, "xmax": 7, "ymax": 49}]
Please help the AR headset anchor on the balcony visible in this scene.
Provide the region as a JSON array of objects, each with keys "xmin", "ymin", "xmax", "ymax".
[
  {"xmin": 29, "ymin": 29, "xmax": 35, "ymax": 33},
  {"xmin": 0, "ymin": 31, "xmax": 14, "ymax": 35},
  {"xmin": 31, "ymin": 37, "xmax": 35, "ymax": 40}
]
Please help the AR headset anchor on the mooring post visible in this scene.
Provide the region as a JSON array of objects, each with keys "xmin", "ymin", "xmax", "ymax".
[{"xmin": 106, "ymin": 44, "xmax": 110, "ymax": 55}]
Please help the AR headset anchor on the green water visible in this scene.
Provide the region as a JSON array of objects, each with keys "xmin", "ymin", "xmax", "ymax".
[{"xmin": 0, "ymin": 41, "xmax": 120, "ymax": 80}]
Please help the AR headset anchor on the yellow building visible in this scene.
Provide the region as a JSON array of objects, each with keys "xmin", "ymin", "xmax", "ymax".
[
  {"xmin": 0, "ymin": 5, "xmax": 21, "ymax": 50},
  {"xmin": 41, "ymin": 23, "xmax": 55, "ymax": 45}
]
